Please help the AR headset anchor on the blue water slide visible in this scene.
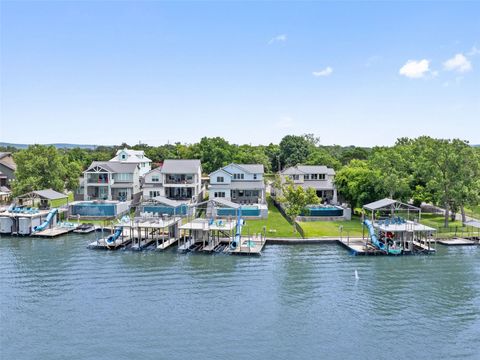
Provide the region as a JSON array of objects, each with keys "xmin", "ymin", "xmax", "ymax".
[
  {"xmin": 105, "ymin": 227, "xmax": 123, "ymax": 245},
  {"xmin": 363, "ymin": 219, "xmax": 402, "ymax": 255},
  {"xmin": 230, "ymin": 209, "xmax": 243, "ymax": 250},
  {"xmin": 33, "ymin": 208, "xmax": 58, "ymax": 233}
]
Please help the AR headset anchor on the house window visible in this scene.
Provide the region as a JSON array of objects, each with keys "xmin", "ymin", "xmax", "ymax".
[
  {"xmin": 291, "ymin": 175, "xmax": 299, "ymax": 181},
  {"xmin": 233, "ymin": 173, "xmax": 244, "ymax": 180},
  {"xmin": 311, "ymin": 174, "xmax": 318, "ymax": 180},
  {"xmin": 319, "ymin": 174, "xmax": 326, "ymax": 180},
  {"xmin": 217, "ymin": 176, "xmax": 224, "ymax": 183},
  {"xmin": 253, "ymin": 174, "xmax": 257, "ymax": 180},
  {"xmin": 121, "ymin": 154, "xmax": 127, "ymax": 160},
  {"xmin": 214, "ymin": 192, "xmax": 225, "ymax": 198},
  {"xmin": 152, "ymin": 175, "xmax": 160, "ymax": 182},
  {"xmin": 149, "ymin": 191, "xmax": 160, "ymax": 198},
  {"xmin": 304, "ymin": 174, "xmax": 310, "ymax": 180}
]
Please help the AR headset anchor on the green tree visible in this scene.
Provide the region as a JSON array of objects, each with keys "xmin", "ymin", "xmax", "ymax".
[
  {"xmin": 12, "ymin": 145, "xmax": 81, "ymax": 196},
  {"xmin": 191, "ymin": 137, "xmax": 234, "ymax": 174},
  {"xmin": 412, "ymin": 137, "xmax": 479, "ymax": 227},
  {"xmin": 305, "ymin": 148, "xmax": 342, "ymax": 170},
  {"xmin": 277, "ymin": 179, "xmax": 320, "ymax": 231},
  {"xmin": 335, "ymin": 159, "xmax": 383, "ymax": 208},
  {"xmin": 279, "ymin": 135, "xmax": 316, "ymax": 169}
]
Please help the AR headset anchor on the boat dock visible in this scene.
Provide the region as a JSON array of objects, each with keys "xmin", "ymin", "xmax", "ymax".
[
  {"xmin": 33, "ymin": 227, "xmax": 76, "ymax": 238},
  {"xmin": 227, "ymin": 236, "xmax": 266, "ymax": 255},
  {"xmin": 88, "ymin": 232, "xmax": 132, "ymax": 250},
  {"xmin": 179, "ymin": 218, "xmax": 237, "ymax": 252},
  {"xmin": 438, "ymin": 238, "xmax": 478, "ymax": 246},
  {"xmin": 88, "ymin": 215, "xmax": 183, "ymax": 251}
]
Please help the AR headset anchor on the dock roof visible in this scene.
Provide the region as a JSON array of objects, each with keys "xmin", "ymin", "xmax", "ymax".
[
  {"xmin": 17, "ymin": 189, "xmax": 67, "ymax": 200},
  {"xmin": 363, "ymin": 198, "xmax": 420, "ymax": 211}
]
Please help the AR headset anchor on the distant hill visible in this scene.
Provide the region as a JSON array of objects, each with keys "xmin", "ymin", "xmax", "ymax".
[{"xmin": 0, "ymin": 142, "xmax": 101, "ymax": 150}]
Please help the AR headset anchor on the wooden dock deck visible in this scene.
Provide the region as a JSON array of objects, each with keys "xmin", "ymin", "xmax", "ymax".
[
  {"xmin": 33, "ymin": 227, "xmax": 75, "ymax": 238},
  {"xmin": 228, "ymin": 238, "xmax": 266, "ymax": 255},
  {"xmin": 338, "ymin": 238, "xmax": 379, "ymax": 255},
  {"xmin": 438, "ymin": 238, "xmax": 478, "ymax": 246},
  {"xmin": 156, "ymin": 237, "xmax": 178, "ymax": 250}
]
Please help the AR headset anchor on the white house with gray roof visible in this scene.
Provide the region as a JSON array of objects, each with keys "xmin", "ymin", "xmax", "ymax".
[
  {"xmin": 110, "ymin": 148, "xmax": 152, "ymax": 177},
  {"xmin": 153, "ymin": 159, "xmax": 203, "ymax": 201},
  {"xmin": 209, "ymin": 163, "xmax": 266, "ymax": 205},
  {"xmin": 280, "ymin": 165, "xmax": 338, "ymax": 204},
  {"xmin": 82, "ymin": 161, "xmax": 141, "ymax": 202}
]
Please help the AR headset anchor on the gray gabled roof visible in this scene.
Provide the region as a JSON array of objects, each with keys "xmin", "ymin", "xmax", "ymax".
[
  {"xmin": 161, "ymin": 159, "xmax": 201, "ymax": 174},
  {"xmin": 149, "ymin": 195, "xmax": 188, "ymax": 207},
  {"xmin": 85, "ymin": 161, "xmax": 138, "ymax": 173},
  {"xmin": 234, "ymin": 164, "xmax": 264, "ymax": 174},
  {"xmin": 281, "ymin": 165, "xmax": 335, "ymax": 176},
  {"xmin": 18, "ymin": 189, "xmax": 67, "ymax": 200},
  {"xmin": 211, "ymin": 197, "xmax": 241, "ymax": 209}
]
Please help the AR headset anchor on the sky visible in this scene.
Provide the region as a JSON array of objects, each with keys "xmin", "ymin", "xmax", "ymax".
[{"xmin": 1, "ymin": 1, "xmax": 479, "ymax": 147}]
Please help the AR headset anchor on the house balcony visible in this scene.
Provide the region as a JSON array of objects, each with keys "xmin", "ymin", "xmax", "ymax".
[
  {"xmin": 86, "ymin": 175, "xmax": 112, "ymax": 184},
  {"xmin": 164, "ymin": 175, "xmax": 195, "ymax": 185}
]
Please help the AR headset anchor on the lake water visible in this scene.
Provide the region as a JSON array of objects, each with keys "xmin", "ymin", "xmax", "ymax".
[{"xmin": 1, "ymin": 233, "xmax": 479, "ymax": 360}]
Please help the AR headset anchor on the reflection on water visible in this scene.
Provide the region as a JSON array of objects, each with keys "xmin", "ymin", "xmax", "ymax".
[{"xmin": 1, "ymin": 234, "xmax": 479, "ymax": 360}]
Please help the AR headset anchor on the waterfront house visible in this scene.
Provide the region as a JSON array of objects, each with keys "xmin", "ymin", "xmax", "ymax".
[
  {"xmin": 109, "ymin": 148, "xmax": 152, "ymax": 177},
  {"xmin": 142, "ymin": 166, "xmax": 163, "ymax": 200},
  {"xmin": 0, "ymin": 152, "xmax": 16, "ymax": 188},
  {"xmin": 82, "ymin": 161, "xmax": 141, "ymax": 202},
  {"xmin": 158, "ymin": 159, "xmax": 203, "ymax": 202},
  {"xmin": 209, "ymin": 164, "xmax": 266, "ymax": 205},
  {"xmin": 279, "ymin": 165, "xmax": 337, "ymax": 204}
]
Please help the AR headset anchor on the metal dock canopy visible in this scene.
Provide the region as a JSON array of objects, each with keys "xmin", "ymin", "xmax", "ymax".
[{"xmin": 363, "ymin": 198, "xmax": 421, "ymax": 221}]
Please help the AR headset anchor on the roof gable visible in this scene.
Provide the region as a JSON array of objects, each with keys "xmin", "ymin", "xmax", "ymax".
[{"xmin": 161, "ymin": 159, "xmax": 201, "ymax": 174}]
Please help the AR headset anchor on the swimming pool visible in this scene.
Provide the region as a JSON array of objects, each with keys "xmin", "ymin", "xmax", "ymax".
[
  {"xmin": 302, "ymin": 206, "xmax": 344, "ymax": 217},
  {"xmin": 217, "ymin": 206, "xmax": 261, "ymax": 217}
]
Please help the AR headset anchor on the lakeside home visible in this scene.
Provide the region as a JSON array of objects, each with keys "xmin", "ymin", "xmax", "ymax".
[
  {"xmin": 110, "ymin": 148, "xmax": 152, "ymax": 177},
  {"xmin": 0, "ymin": 152, "xmax": 16, "ymax": 197},
  {"xmin": 279, "ymin": 165, "xmax": 338, "ymax": 204},
  {"xmin": 82, "ymin": 161, "xmax": 141, "ymax": 202},
  {"xmin": 143, "ymin": 159, "xmax": 203, "ymax": 202},
  {"xmin": 209, "ymin": 164, "xmax": 266, "ymax": 205}
]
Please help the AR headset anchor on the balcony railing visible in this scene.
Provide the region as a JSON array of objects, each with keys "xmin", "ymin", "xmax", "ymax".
[
  {"xmin": 165, "ymin": 178, "xmax": 195, "ymax": 185},
  {"xmin": 86, "ymin": 176, "xmax": 110, "ymax": 184}
]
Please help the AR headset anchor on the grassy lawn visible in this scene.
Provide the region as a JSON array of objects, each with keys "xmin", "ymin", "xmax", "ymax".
[
  {"xmin": 241, "ymin": 197, "xmax": 301, "ymax": 238},
  {"xmin": 419, "ymin": 213, "xmax": 469, "ymax": 238},
  {"xmin": 49, "ymin": 192, "xmax": 74, "ymax": 207},
  {"xmin": 465, "ymin": 206, "xmax": 480, "ymax": 220},
  {"xmin": 299, "ymin": 215, "xmax": 364, "ymax": 238}
]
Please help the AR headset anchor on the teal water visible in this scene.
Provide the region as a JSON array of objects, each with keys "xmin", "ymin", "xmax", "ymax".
[{"xmin": 1, "ymin": 233, "xmax": 479, "ymax": 360}]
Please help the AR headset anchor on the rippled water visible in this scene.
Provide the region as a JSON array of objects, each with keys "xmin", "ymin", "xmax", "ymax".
[{"xmin": 1, "ymin": 233, "xmax": 479, "ymax": 360}]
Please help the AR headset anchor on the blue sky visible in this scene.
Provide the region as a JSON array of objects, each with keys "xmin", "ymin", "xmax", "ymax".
[{"xmin": 1, "ymin": 1, "xmax": 479, "ymax": 147}]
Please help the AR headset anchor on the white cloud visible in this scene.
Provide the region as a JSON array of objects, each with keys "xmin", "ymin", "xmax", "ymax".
[
  {"xmin": 312, "ymin": 67, "xmax": 333, "ymax": 77},
  {"xmin": 467, "ymin": 45, "xmax": 480, "ymax": 56},
  {"xmin": 443, "ymin": 53, "xmax": 472, "ymax": 73},
  {"xmin": 268, "ymin": 34, "xmax": 287, "ymax": 44},
  {"xmin": 399, "ymin": 59, "xmax": 431, "ymax": 78},
  {"xmin": 276, "ymin": 116, "xmax": 294, "ymax": 129}
]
